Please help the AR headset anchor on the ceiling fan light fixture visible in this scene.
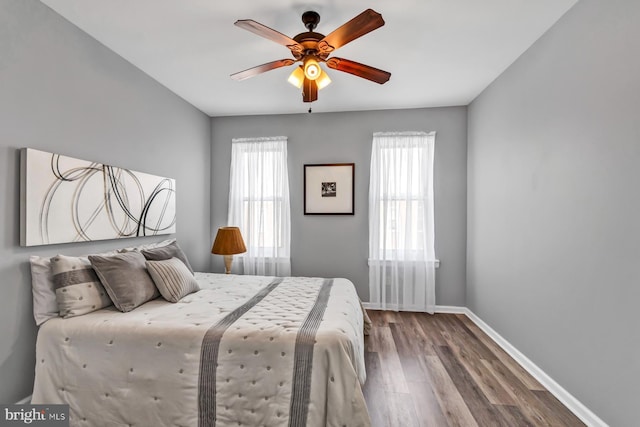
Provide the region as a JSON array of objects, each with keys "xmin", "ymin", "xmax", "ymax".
[
  {"xmin": 287, "ymin": 66, "xmax": 305, "ymax": 88},
  {"xmin": 316, "ymin": 69, "xmax": 332, "ymax": 90},
  {"xmin": 303, "ymin": 57, "xmax": 321, "ymax": 80}
]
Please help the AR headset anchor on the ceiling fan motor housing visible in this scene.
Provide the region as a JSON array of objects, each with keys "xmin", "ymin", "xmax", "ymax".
[
  {"xmin": 293, "ymin": 33, "xmax": 327, "ymax": 60},
  {"xmin": 301, "ymin": 11, "xmax": 320, "ymax": 31}
]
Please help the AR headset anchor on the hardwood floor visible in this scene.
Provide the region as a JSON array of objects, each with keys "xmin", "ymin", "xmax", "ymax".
[{"xmin": 362, "ymin": 311, "xmax": 584, "ymax": 427}]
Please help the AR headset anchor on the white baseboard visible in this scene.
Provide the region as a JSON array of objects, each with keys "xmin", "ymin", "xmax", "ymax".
[
  {"xmin": 435, "ymin": 305, "xmax": 466, "ymax": 314},
  {"xmin": 15, "ymin": 395, "xmax": 31, "ymax": 404},
  {"xmin": 361, "ymin": 303, "xmax": 466, "ymax": 313},
  {"xmin": 362, "ymin": 303, "xmax": 607, "ymax": 426},
  {"xmin": 463, "ymin": 308, "xmax": 608, "ymax": 427}
]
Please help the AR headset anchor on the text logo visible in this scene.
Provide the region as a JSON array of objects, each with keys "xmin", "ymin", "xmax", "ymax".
[{"xmin": 1, "ymin": 405, "xmax": 68, "ymax": 426}]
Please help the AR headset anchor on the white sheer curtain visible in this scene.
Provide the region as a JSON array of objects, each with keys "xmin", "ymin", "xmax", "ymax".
[
  {"xmin": 368, "ymin": 131, "xmax": 436, "ymax": 313},
  {"xmin": 228, "ymin": 137, "xmax": 291, "ymax": 276}
]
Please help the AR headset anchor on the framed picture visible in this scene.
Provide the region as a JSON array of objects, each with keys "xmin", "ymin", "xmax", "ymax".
[{"xmin": 304, "ymin": 163, "xmax": 355, "ymax": 215}]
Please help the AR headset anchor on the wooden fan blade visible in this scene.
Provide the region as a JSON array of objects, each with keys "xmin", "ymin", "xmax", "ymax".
[
  {"xmin": 317, "ymin": 9, "xmax": 385, "ymax": 54},
  {"xmin": 235, "ymin": 20, "xmax": 304, "ymax": 56},
  {"xmin": 303, "ymin": 78, "xmax": 318, "ymax": 102},
  {"xmin": 325, "ymin": 57, "xmax": 391, "ymax": 84},
  {"xmin": 230, "ymin": 59, "xmax": 295, "ymax": 81}
]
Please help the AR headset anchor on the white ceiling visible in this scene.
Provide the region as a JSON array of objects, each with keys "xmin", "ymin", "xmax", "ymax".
[{"xmin": 39, "ymin": 0, "xmax": 578, "ymax": 117}]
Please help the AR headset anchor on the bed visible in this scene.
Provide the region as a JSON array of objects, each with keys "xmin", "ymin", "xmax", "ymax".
[{"xmin": 31, "ymin": 272, "xmax": 371, "ymax": 427}]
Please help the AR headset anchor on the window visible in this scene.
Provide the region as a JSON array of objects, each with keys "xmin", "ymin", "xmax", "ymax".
[
  {"xmin": 228, "ymin": 137, "xmax": 291, "ymax": 276},
  {"xmin": 368, "ymin": 131, "xmax": 436, "ymax": 312},
  {"xmin": 376, "ymin": 146, "xmax": 428, "ymax": 256}
]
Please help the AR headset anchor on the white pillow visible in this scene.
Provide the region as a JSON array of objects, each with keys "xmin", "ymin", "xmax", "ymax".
[
  {"xmin": 30, "ymin": 256, "xmax": 57, "ymax": 326},
  {"xmin": 118, "ymin": 238, "xmax": 176, "ymax": 253},
  {"xmin": 50, "ymin": 255, "xmax": 113, "ymax": 318},
  {"xmin": 146, "ymin": 257, "xmax": 200, "ymax": 303}
]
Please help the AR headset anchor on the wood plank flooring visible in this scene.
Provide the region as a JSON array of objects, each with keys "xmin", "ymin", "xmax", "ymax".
[{"xmin": 362, "ymin": 311, "xmax": 584, "ymax": 427}]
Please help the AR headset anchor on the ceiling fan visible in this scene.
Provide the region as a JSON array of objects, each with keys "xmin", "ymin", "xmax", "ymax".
[{"xmin": 230, "ymin": 9, "xmax": 391, "ymax": 103}]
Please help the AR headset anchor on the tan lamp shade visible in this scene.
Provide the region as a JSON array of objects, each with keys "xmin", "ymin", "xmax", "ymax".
[
  {"xmin": 212, "ymin": 227, "xmax": 247, "ymax": 255},
  {"xmin": 212, "ymin": 227, "xmax": 246, "ymax": 274}
]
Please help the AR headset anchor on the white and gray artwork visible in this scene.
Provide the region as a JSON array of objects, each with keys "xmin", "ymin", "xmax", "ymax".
[{"xmin": 20, "ymin": 148, "xmax": 176, "ymax": 246}]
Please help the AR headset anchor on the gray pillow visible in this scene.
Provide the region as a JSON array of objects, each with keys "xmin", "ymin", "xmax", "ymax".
[
  {"xmin": 141, "ymin": 241, "xmax": 194, "ymax": 274},
  {"xmin": 89, "ymin": 252, "xmax": 159, "ymax": 312},
  {"xmin": 146, "ymin": 257, "xmax": 200, "ymax": 303},
  {"xmin": 51, "ymin": 255, "xmax": 112, "ymax": 318}
]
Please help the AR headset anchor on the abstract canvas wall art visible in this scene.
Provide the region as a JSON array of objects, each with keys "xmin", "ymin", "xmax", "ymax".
[{"xmin": 20, "ymin": 148, "xmax": 176, "ymax": 246}]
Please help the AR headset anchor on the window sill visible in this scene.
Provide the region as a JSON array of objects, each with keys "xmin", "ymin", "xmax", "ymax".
[{"xmin": 368, "ymin": 259, "xmax": 440, "ymax": 268}]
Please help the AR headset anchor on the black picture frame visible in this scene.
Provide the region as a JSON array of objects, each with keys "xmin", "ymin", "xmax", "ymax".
[{"xmin": 304, "ymin": 163, "xmax": 355, "ymax": 215}]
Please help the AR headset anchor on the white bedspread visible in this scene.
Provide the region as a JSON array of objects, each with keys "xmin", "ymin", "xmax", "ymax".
[{"xmin": 32, "ymin": 273, "xmax": 370, "ymax": 427}]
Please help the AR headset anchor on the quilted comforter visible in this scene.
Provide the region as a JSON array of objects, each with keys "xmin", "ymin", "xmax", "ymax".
[{"xmin": 32, "ymin": 273, "xmax": 370, "ymax": 427}]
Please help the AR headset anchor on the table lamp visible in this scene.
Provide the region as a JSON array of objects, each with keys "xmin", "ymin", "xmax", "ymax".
[{"xmin": 211, "ymin": 226, "xmax": 247, "ymax": 274}]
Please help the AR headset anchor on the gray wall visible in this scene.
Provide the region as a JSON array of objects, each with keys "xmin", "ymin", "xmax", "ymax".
[
  {"xmin": 0, "ymin": 0, "xmax": 211, "ymax": 403},
  {"xmin": 211, "ymin": 107, "xmax": 467, "ymax": 306},
  {"xmin": 467, "ymin": 1, "xmax": 640, "ymax": 425}
]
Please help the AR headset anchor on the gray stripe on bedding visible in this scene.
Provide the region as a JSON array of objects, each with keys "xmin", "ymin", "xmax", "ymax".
[
  {"xmin": 289, "ymin": 278, "xmax": 334, "ymax": 427},
  {"xmin": 52, "ymin": 269, "xmax": 99, "ymax": 289},
  {"xmin": 198, "ymin": 278, "xmax": 284, "ymax": 427}
]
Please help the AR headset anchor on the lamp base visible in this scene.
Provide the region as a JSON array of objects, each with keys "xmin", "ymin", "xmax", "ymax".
[{"xmin": 223, "ymin": 254, "xmax": 234, "ymax": 274}]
